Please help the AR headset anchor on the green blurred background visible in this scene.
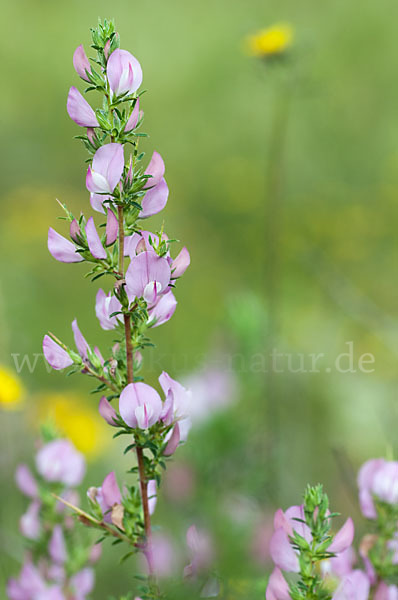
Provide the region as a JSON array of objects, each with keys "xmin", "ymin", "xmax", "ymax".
[{"xmin": 1, "ymin": 0, "xmax": 398, "ymax": 597}]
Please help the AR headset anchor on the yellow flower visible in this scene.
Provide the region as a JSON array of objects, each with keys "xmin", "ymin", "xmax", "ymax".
[
  {"xmin": 37, "ymin": 393, "xmax": 109, "ymax": 459},
  {"xmin": 0, "ymin": 365, "xmax": 25, "ymax": 410},
  {"xmin": 246, "ymin": 23, "xmax": 293, "ymax": 58}
]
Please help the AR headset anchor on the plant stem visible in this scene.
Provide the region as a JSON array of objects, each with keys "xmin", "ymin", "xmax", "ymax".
[
  {"xmin": 118, "ymin": 205, "xmax": 124, "ymax": 275},
  {"xmin": 118, "ymin": 205, "xmax": 155, "ymax": 579}
]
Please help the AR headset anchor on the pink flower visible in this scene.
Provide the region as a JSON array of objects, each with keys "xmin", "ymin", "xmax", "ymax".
[
  {"xmin": 95, "ymin": 289, "xmax": 122, "ymax": 330},
  {"xmin": 140, "ymin": 178, "xmax": 169, "ymax": 218},
  {"xmin": 20, "ymin": 500, "xmax": 41, "ymax": 540},
  {"xmin": 269, "ymin": 505, "xmax": 354, "ymax": 573},
  {"xmin": 148, "ymin": 291, "xmax": 177, "ymax": 328},
  {"xmin": 49, "ymin": 526, "xmax": 67, "ymax": 565},
  {"xmin": 333, "ymin": 570, "xmax": 370, "ymax": 600},
  {"xmin": 329, "ymin": 518, "xmax": 355, "ymax": 553},
  {"xmin": 184, "ymin": 525, "xmax": 214, "ymax": 577},
  {"xmin": 15, "ymin": 464, "xmax": 38, "ymax": 498},
  {"xmin": 125, "ymin": 98, "xmax": 140, "ymax": 132},
  {"xmin": 98, "ymin": 396, "xmax": 118, "ymax": 427},
  {"xmin": 150, "ymin": 533, "xmax": 177, "ymax": 577},
  {"xmin": 144, "ymin": 152, "xmax": 165, "ymax": 188},
  {"xmin": 90, "ymin": 192, "xmax": 110, "ymax": 214},
  {"xmin": 159, "ymin": 371, "xmax": 192, "ymax": 427},
  {"xmin": 42, "ymin": 335, "xmax": 73, "ymax": 370},
  {"xmin": 182, "ymin": 367, "xmax": 237, "ymax": 424},
  {"xmin": 106, "ymin": 209, "xmax": 119, "ymax": 245},
  {"xmin": 125, "ymin": 251, "xmax": 171, "ymax": 303},
  {"xmin": 107, "ymin": 49, "xmax": 143, "ymax": 96},
  {"xmin": 374, "ymin": 582, "xmax": 398, "ymax": 600},
  {"xmin": 85, "ymin": 217, "xmax": 106, "ymax": 259},
  {"xmin": 171, "ymin": 247, "xmax": 190, "ymax": 279},
  {"xmin": 70, "ymin": 568, "xmax": 95, "ymax": 600},
  {"xmin": 73, "ymin": 45, "xmax": 92, "ymax": 81},
  {"xmin": 163, "ymin": 423, "xmax": 180, "ymax": 456},
  {"xmin": 322, "ymin": 546, "xmax": 357, "ymax": 579},
  {"xmin": 47, "ymin": 228, "xmax": 83, "ymax": 263},
  {"xmin": 67, "ymin": 87, "xmax": 99, "ymax": 128},
  {"xmin": 147, "ymin": 479, "xmax": 157, "ymax": 515},
  {"xmin": 91, "ymin": 471, "xmax": 122, "ymax": 522},
  {"xmin": 7, "ymin": 562, "xmax": 46, "ymax": 600},
  {"xmin": 119, "ymin": 382, "xmax": 163, "ymax": 429},
  {"xmin": 36, "ymin": 439, "xmax": 85, "ymax": 486},
  {"xmin": 358, "ymin": 459, "xmax": 398, "ymax": 518},
  {"xmin": 266, "ymin": 568, "xmax": 291, "ymax": 600},
  {"xmin": 86, "ymin": 144, "xmax": 124, "ymax": 195},
  {"xmin": 71, "ymin": 319, "xmax": 89, "ymax": 359}
]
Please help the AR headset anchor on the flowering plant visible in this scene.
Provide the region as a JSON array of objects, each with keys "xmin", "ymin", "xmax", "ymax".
[
  {"xmin": 8, "ymin": 429, "xmax": 100, "ymax": 600},
  {"xmin": 267, "ymin": 460, "xmax": 398, "ymax": 600},
  {"xmin": 41, "ymin": 19, "xmax": 190, "ymax": 600}
]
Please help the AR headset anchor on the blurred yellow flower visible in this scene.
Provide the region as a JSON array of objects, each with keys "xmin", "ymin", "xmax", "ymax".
[
  {"xmin": 0, "ymin": 365, "xmax": 25, "ymax": 410},
  {"xmin": 246, "ymin": 23, "xmax": 293, "ymax": 58},
  {"xmin": 37, "ymin": 393, "xmax": 109, "ymax": 459}
]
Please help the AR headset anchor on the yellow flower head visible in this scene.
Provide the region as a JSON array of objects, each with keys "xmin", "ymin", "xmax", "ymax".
[
  {"xmin": 246, "ymin": 23, "xmax": 294, "ymax": 58},
  {"xmin": 0, "ymin": 365, "xmax": 25, "ymax": 410},
  {"xmin": 37, "ymin": 393, "xmax": 109, "ymax": 459}
]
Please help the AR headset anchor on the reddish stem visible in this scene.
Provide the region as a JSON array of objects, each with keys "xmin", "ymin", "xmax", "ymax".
[{"xmin": 119, "ymin": 206, "xmax": 154, "ymax": 577}]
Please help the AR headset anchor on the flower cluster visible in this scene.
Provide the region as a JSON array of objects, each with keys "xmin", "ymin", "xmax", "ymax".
[
  {"xmin": 8, "ymin": 433, "xmax": 99, "ymax": 600},
  {"xmin": 266, "ymin": 458, "xmax": 398, "ymax": 600},
  {"xmin": 267, "ymin": 484, "xmax": 354, "ymax": 600},
  {"xmin": 357, "ymin": 459, "xmax": 398, "ymax": 599},
  {"xmin": 40, "ymin": 19, "xmax": 191, "ymax": 599}
]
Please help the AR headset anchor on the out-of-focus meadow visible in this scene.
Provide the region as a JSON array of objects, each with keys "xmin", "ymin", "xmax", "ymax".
[{"xmin": 1, "ymin": 0, "xmax": 398, "ymax": 596}]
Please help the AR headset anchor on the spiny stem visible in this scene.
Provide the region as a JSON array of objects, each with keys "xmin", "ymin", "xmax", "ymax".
[{"xmin": 118, "ymin": 206, "xmax": 155, "ymax": 580}]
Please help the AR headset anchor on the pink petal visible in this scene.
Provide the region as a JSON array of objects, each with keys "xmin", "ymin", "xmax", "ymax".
[
  {"xmin": 67, "ymin": 87, "xmax": 98, "ymax": 128},
  {"xmin": 49, "ymin": 525, "xmax": 67, "ymax": 564},
  {"xmin": 107, "ymin": 49, "xmax": 143, "ymax": 96},
  {"xmin": 171, "ymin": 247, "xmax": 190, "ymax": 278},
  {"xmin": 266, "ymin": 568, "xmax": 291, "ymax": 600},
  {"xmin": 148, "ymin": 291, "xmax": 177, "ymax": 328},
  {"xmin": 15, "ymin": 464, "xmax": 38, "ymax": 498},
  {"xmin": 125, "ymin": 251, "xmax": 171, "ymax": 301},
  {"xmin": 20, "ymin": 501, "xmax": 41, "ymax": 540},
  {"xmin": 93, "ymin": 143, "xmax": 125, "ymax": 192},
  {"xmin": 101, "ymin": 471, "xmax": 122, "ymax": 507},
  {"xmin": 70, "ymin": 568, "xmax": 95, "ymax": 596},
  {"xmin": 73, "ymin": 44, "xmax": 91, "ymax": 81},
  {"xmin": 87, "ymin": 144, "xmax": 124, "ymax": 194},
  {"xmin": 164, "ymin": 423, "xmax": 180, "ymax": 456},
  {"xmin": 270, "ymin": 528, "xmax": 300, "ymax": 573},
  {"xmin": 333, "ymin": 570, "xmax": 370, "ymax": 600},
  {"xmin": 158, "ymin": 371, "xmax": 191, "ymax": 419},
  {"xmin": 141, "ymin": 178, "xmax": 169, "ymax": 218},
  {"xmin": 119, "ymin": 382, "xmax": 162, "ymax": 428},
  {"xmin": 329, "ymin": 518, "xmax": 354, "ymax": 554},
  {"xmin": 147, "ymin": 479, "xmax": 157, "ymax": 515},
  {"xmin": 90, "ymin": 193, "xmax": 107, "ymax": 214},
  {"xmin": 125, "ymin": 98, "xmax": 140, "ymax": 132},
  {"xmin": 99, "ymin": 396, "xmax": 118, "ymax": 427},
  {"xmin": 48, "ymin": 227, "xmax": 83, "ymax": 263},
  {"xmin": 43, "ymin": 335, "xmax": 73, "ymax": 370},
  {"xmin": 70, "ymin": 219, "xmax": 81, "ymax": 242},
  {"xmin": 71, "ymin": 319, "xmax": 89, "ymax": 359},
  {"xmin": 144, "ymin": 151, "xmax": 165, "ymax": 189},
  {"xmin": 106, "ymin": 210, "xmax": 119, "ymax": 245},
  {"xmin": 86, "ymin": 216, "xmax": 106, "ymax": 259}
]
